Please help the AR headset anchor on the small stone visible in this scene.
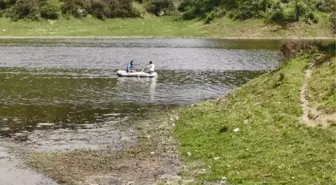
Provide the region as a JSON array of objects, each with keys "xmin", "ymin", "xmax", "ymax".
[
  {"xmin": 0, "ymin": 127, "xmax": 10, "ymax": 131},
  {"xmin": 221, "ymin": 176, "xmax": 227, "ymax": 180},
  {"xmin": 201, "ymin": 169, "xmax": 206, "ymax": 172},
  {"xmin": 213, "ymin": 157, "xmax": 220, "ymax": 160},
  {"xmin": 220, "ymin": 180, "xmax": 226, "ymax": 185},
  {"xmin": 12, "ymin": 132, "xmax": 28, "ymax": 141},
  {"xmin": 150, "ymin": 151, "xmax": 155, "ymax": 155},
  {"xmin": 233, "ymin": 128, "xmax": 240, "ymax": 132},
  {"xmin": 37, "ymin": 123, "xmax": 54, "ymax": 127},
  {"xmin": 13, "ymin": 118, "xmax": 20, "ymax": 122},
  {"xmin": 187, "ymin": 152, "xmax": 192, "ymax": 156}
]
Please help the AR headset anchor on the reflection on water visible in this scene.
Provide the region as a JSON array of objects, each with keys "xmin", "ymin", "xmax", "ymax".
[
  {"xmin": 117, "ymin": 77, "xmax": 157, "ymax": 103},
  {"xmin": 0, "ymin": 39, "xmax": 282, "ymax": 137}
]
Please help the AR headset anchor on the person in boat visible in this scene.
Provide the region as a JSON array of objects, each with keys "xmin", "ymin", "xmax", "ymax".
[
  {"xmin": 144, "ymin": 61, "xmax": 155, "ymax": 74},
  {"xmin": 126, "ymin": 61, "xmax": 135, "ymax": 73}
]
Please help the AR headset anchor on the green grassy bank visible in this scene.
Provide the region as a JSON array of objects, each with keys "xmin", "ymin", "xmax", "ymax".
[
  {"xmin": 175, "ymin": 54, "xmax": 336, "ymax": 184},
  {"xmin": 0, "ymin": 15, "xmax": 334, "ymax": 37}
]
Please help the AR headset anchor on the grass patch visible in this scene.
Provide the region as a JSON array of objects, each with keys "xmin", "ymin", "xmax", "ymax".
[
  {"xmin": 175, "ymin": 54, "xmax": 336, "ymax": 184},
  {"xmin": 0, "ymin": 17, "xmax": 204, "ymax": 37},
  {"xmin": 0, "ymin": 15, "xmax": 334, "ymax": 37},
  {"xmin": 203, "ymin": 15, "xmax": 335, "ymax": 38},
  {"xmin": 307, "ymin": 56, "xmax": 336, "ymax": 113}
]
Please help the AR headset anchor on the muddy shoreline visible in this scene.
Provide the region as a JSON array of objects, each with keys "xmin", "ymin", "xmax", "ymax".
[
  {"xmin": 0, "ymin": 145, "xmax": 58, "ymax": 185},
  {"xmin": 0, "ymin": 109, "xmax": 183, "ymax": 185}
]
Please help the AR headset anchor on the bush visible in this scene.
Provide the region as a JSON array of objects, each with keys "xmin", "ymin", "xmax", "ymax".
[
  {"xmin": 61, "ymin": 0, "xmax": 91, "ymax": 18},
  {"xmin": 8, "ymin": 0, "xmax": 41, "ymax": 20},
  {"xmin": 229, "ymin": 0, "xmax": 266, "ymax": 20},
  {"xmin": 90, "ymin": 0, "xmax": 109, "ymax": 20},
  {"xmin": 145, "ymin": 0, "xmax": 175, "ymax": 16},
  {"xmin": 90, "ymin": 0, "xmax": 138, "ymax": 19},
  {"xmin": 330, "ymin": 13, "xmax": 336, "ymax": 33},
  {"xmin": 178, "ymin": 0, "xmax": 192, "ymax": 12},
  {"xmin": 269, "ymin": 7, "xmax": 297, "ymax": 23},
  {"xmin": 267, "ymin": 1, "xmax": 315, "ymax": 25},
  {"xmin": 39, "ymin": 0, "xmax": 60, "ymax": 19},
  {"xmin": 204, "ymin": 10, "xmax": 215, "ymax": 24},
  {"xmin": 182, "ymin": 7, "xmax": 197, "ymax": 20},
  {"xmin": 315, "ymin": 0, "xmax": 333, "ymax": 12},
  {"xmin": 110, "ymin": 0, "xmax": 138, "ymax": 18},
  {"xmin": 304, "ymin": 11, "xmax": 319, "ymax": 24},
  {"xmin": 0, "ymin": 0, "xmax": 9, "ymax": 10}
]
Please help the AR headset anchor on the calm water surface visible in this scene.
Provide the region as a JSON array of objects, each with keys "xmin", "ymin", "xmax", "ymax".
[{"xmin": 0, "ymin": 39, "xmax": 282, "ymax": 136}]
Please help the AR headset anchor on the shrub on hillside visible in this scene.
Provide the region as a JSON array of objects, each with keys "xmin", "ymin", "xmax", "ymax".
[
  {"xmin": 109, "ymin": 0, "xmax": 138, "ymax": 18},
  {"xmin": 61, "ymin": 0, "xmax": 91, "ymax": 18},
  {"xmin": 90, "ymin": 0, "xmax": 109, "ymax": 20},
  {"xmin": 145, "ymin": 0, "xmax": 175, "ymax": 16},
  {"xmin": 303, "ymin": 11, "xmax": 319, "ymax": 24},
  {"xmin": 266, "ymin": 1, "xmax": 321, "ymax": 27},
  {"xmin": 39, "ymin": 0, "xmax": 60, "ymax": 19},
  {"xmin": 229, "ymin": 0, "xmax": 269, "ymax": 20},
  {"xmin": 269, "ymin": 8, "xmax": 296, "ymax": 22},
  {"xmin": 315, "ymin": 0, "xmax": 333, "ymax": 12},
  {"xmin": 181, "ymin": 6, "xmax": 197, "ymax": 20},
  {"xmin": 8, "ymin": 0, "xmax": 41, "ymax": 20},
  {"xmin": 204, "ymin": 10, "xmax": 214, "ymax": 24},
  {"xmin": 324, "ymin": 0, "xmax": 336, "ymax": 33},
  {"xmin": 61, "ymin": 0, "xmax": 138, "ymax": 20},
  {"xmin": 178, "ymin": 0, "xmax": 192, "ymax": 12},
  {"xmin": 330, "ymin": 12, "xmax": 336, "ymax": 33},
  {"xmin": 0, "ymin": 0, "xmax": 10, "ymax": 9},
  {"xmin": 178, "ymin": 0, "xmax": 329, "ymax": 24}
]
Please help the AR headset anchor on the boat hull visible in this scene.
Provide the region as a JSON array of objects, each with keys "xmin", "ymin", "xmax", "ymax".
[{"xmin": 117, "ymin": 70, "xmax": 158, "ymax": 78}]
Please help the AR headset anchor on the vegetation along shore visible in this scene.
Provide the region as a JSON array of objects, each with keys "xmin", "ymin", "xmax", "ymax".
[{"xmin": 0, "ymin": 0, "xmax": 335, "ymax": 37}]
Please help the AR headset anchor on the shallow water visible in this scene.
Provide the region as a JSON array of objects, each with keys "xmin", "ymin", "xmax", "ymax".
[{"xmin": 0, "ymin": 39, "xmax": 282, "ymax": 142}]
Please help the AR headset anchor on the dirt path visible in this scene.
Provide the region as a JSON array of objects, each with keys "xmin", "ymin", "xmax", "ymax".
[
  {"xmin": 300, "ymin": 66, "xmax": 336, "ymax": 128},
  {"xmin": 0, "ymin": 145, "xmax": 58, "ymax": 185}
]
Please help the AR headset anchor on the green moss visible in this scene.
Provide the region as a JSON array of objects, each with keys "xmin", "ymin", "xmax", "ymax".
[{"xmin": 175, "ymin": 55, "xmax": 336, "ymax": 184}]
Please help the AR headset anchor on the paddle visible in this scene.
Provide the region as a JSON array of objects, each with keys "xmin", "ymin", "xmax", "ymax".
[{"xmin": 138, "ymin": 67, "xmax": 145, "ymax": 78}]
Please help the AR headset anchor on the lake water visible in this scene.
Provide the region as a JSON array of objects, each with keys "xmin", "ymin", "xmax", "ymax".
[{"xmin": 0, "ymin": 39, "xmax": 282, "ymax": 140}]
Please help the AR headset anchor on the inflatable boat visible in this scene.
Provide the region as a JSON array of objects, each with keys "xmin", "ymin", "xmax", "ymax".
[{"xmin": 117, "ymin": 70, "xmax": 158, "ymax": 78}]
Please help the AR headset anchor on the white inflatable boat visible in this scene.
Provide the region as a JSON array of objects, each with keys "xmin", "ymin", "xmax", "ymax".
[{"xmin": 117, "ymin": 70, "xmax": 158, "ymax": 78}]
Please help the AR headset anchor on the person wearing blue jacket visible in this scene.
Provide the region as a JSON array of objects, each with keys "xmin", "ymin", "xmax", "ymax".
[{"xmin": 126, "ymin": 61, "xmax": 134, "ymax": 73}]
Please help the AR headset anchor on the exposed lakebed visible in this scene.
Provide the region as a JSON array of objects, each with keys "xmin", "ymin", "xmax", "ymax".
[{"xmin": 0, "ymin": 38, "xmax": 282, "ymax": 152}]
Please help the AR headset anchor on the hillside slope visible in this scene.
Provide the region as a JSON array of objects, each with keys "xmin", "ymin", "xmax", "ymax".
[{"xmin": 175, "ymin": 52, "xmax": 336, "ymax": 184}]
